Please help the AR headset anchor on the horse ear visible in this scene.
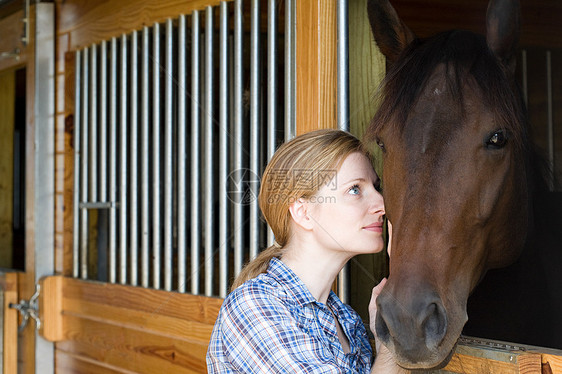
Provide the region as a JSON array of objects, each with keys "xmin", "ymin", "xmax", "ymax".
[
  {"xmin": 486, "ymin": 0, "xmax": 520, "ymax": 75},
  {"xmin": 367, "ymin": 0, "xmax": 415, "ymax": 62}
]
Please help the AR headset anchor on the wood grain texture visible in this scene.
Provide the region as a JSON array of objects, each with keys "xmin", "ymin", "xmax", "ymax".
[
  {"xmin": 56, "ymin": 350, "xmax": 134, "ymax": 374},
  {"xmin": 0, "ymin": 9, "xmax": 28, "ymax": 71},
  {"xmin": 61, "ymin": 50, "xmax": 75, "ymax": 276},
  {"xmin": 1, "ymin": 272, "xmax": 18, "ymax": 374},
  {"xmin": 44, "ymin": 276, "xmax": 223, "ymax": 373},
  {"xmin": 543, "ymin": 354, "xmax": 562, "ymax": 373},
  {"xmin": 0, "ymin": 70, "xmax": 15, "ymax": 268},
  {"xmin": 296, "ymin": 0, "xmax": 338, "ymax": 135},
  {"xmin": 58, "ymin": 0, "xmax": 224, "ymax": 50}
]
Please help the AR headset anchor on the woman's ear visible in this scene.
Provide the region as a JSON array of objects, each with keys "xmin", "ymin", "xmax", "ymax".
[{"xmin": 288, "ymin": 198, "xmax": 314, "ymax": 231}]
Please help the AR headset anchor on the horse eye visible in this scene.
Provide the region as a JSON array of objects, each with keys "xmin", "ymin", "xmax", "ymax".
[
  {"xmin": 376, "ymin": 137, "xmax": 386, "ymax": 152},
  {"xmin": 486, "ymin": 130, "xmax": 508, "ymax": 149}
]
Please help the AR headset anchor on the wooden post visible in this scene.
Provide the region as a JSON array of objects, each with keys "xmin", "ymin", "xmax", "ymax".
[{"xmin": 295, "ymin": 0, "xmax": 338, "ymax": 134}]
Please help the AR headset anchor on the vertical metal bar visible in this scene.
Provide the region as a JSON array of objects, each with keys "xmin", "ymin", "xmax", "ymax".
[
  {"xmin": 233, "ymin": 0, "xmax": 244, "ymax": 277},
  {"xmin": 80, "ymin": 47, "xmax": 90, "ymax": 279},
  {"xmin": 284, "ymin": 0, "xmax": 296, "ymax": 141},
  {"xmin": 164, "ymin": 18, "xmax": 174, "ymax": 291},
  {"xmin": 153, "ymin": 22, "xmax": 162, "ymax": 289},
  {"xmin": 336, "ymin": 0, "xmax": 350, "ymax": 303},
  {"xmin": 108, "ymin": 37, "xmax": 118, "ymax": 283},
  {"xmin": 546, "ymin": 50, "xmax": 554, "ymax": 190},
  {"xmin": 191, "ymin": 11, "xmax": 201, "ymax": 294},
  {"xmin": 337, "ymin": 0, "xmax": 350, "ymax": 132},
  {"xmin": 521, "ymin": 49, "xmax": 528, "ymax": 108},
  {"xmin": 72, "ymin": 50, "xmax": 81, "ymax": 278},
  {"xmin": 266, "ymin": 0, "xmax": 277, "ymax": 247},
  {"xmin": 141, "ymin": 26, "xmax": 150, "ymax": 288},
  {"xmin": 249, "ymin": 0, "xmax": 260, "ymax": 261},
  {"xmin": 100, "ymin": 41, "xmax": 108, "ymax": 202},
  {"xmin": 178, "ymin": 15, "xmax": 187, "ymax": 293},
  {"xmin": 204, "ymin": 6, "xmax": 215, "ymax": 296},
  {"xmin": 119, "ymin": 34, "xmax": 128, "ymax": 285},
  {"xmin": 218, "ymin": 1, "xmax": 229, "ymax": 298},
  {"xmin": 89, "ymin": 44, "xmax": 98, "ymax": 202},
  {"xmin": 130, "ymin": 30, "xmax": 139, "ymax": 286}
]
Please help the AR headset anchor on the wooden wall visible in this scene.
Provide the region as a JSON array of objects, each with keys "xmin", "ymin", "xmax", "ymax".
[
  {"xmin": 0, "ymin": 70, "xmax": 15, "ymax": 268},
  {"xmin": 40, "ymin": 276, "xmax": 223, "ymax": 373}
]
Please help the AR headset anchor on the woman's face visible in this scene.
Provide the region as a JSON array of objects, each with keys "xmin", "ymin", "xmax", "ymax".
[{"xmin": 307, "ymin": 152, "xmax": 386, "ymax": 256}]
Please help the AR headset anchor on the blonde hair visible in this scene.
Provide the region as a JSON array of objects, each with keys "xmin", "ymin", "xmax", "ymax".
[{"xmin": 230, "ymin": 129, "xmax": 369, "ymax": 291}]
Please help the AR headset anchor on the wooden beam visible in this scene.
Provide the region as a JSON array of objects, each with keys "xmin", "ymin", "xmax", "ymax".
[
  {"xmin": 1, "ymin": 272, "xmax": 18, "ymax": 374},
  {"xmin": 58, "ymin": 0, "xmax": 224, "ymax": 51},
  {"xmin": 40, "ymin": 276, "xmax": 224, "ymax": 373},
  {"xmin": 295, "ymin": 0, "xmax": 337, "ymax": 135}
]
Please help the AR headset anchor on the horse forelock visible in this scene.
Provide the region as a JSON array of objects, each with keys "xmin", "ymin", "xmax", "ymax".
[{"xmin": 367, "ymin": 30, "xmax": 528, "ymax": 153}]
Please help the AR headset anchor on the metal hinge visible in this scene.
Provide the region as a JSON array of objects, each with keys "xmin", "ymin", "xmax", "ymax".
[{"xmin": 9, "ymin": 284, "xmax": 41, "ymax": 333}]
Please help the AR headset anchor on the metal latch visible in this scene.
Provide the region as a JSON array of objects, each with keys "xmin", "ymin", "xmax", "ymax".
[{"xmin": 9, "ymin": 284, "xmax": 41, "ymax": 332}]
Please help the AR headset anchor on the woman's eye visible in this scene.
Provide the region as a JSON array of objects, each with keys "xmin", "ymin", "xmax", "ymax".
[{"xmin": 348, "ymin": 185, "xmax": 360, "ymax": 195}]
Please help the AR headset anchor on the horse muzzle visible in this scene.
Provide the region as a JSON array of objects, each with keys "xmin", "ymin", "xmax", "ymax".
[{"xmin": 375, "ymin": 281, "xmax": 466, "ymax": 369}]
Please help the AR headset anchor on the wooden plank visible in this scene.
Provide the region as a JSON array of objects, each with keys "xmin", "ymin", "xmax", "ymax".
[
  {"xmin": 62, "ymin": 277, "xmax": 223, "ymax": 325},
  {"xmin": 0, "ymin": 70, "xmax": 15, "ymax": 269},
  {"xmin": 0, "ymin": 9, "xmax": 29, "ymax": 71},
  {"xmin": 39, "ymin": 276, "xmax": 64, "ymax": 342},
  {"xmin": 56, "ymin": 350, "xmax": 133, "ymax": 374},
  {"xmin": 40, "ymin": 276, "xmax": 223, "ymax": 373},
  {"xmin": 58, "ymin": 314, "xmax": 209, "ymax": 374},
  {"xmin": 296, "ymin": 0, "xmax": 338, "ymax": 135},
  {"xmin": 543, "ymin": 354, "xmax": 562, "ymax": 373},
  {"xmin": 58, "ymin": 0, "xmax": 224, "ymax": 50},
  {"xmin": 1, "ymin": 272, "xmax": 18, "ymax": 374},
  {"xmin": 61, "ymin": 50, "xmax": 75, "ymax": 277}
]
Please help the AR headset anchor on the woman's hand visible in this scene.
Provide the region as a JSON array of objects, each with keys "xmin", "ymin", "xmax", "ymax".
[{"xmin": 369, "ymin": 278, "xmax": 387, "ymax": 354}]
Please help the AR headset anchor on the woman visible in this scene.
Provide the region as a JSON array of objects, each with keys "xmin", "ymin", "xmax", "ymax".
[{"xmin": 207, "ymin": 129, "xmax": 404, "ymax": 373}]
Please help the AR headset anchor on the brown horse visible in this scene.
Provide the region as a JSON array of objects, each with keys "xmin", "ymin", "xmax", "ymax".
[{"xmin": 366, "ymin": 0, "xmax": 562, "ymax": 369}]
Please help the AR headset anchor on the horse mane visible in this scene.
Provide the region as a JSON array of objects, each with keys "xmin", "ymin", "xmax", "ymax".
[{"xmin": 367, "ymin": 30, "xmax": 528, "ymax": 152}]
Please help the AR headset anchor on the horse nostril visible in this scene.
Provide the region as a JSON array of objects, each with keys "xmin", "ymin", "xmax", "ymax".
[
  {"xmin": 375, "ymin": 311, "xmax": 390, "ymax": 343},
  {"xmin": 421, "ymin": 302, "xmax": 447, "ymax": 349}
]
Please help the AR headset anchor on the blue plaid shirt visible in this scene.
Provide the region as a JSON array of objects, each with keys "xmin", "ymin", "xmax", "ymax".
[{"xmin": 207, "ymin": 257, "xmax": 373, "ymax": 373}]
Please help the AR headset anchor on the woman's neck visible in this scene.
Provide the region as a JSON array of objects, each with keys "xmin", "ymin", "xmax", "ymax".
[{"xmin": 281, "ymin": 238, "xmax": 351, "ymax": 304}]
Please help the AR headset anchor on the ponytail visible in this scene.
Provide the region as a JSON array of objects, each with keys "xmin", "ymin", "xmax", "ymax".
[{"xmin": 230, "ymin": 244, "xmax": 285, "ymax": 292}]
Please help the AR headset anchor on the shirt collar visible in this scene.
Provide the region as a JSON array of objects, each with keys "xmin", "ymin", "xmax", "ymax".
[{"xmin": 267, "ymin": 257, "xmax": 317, "ymax": 307}]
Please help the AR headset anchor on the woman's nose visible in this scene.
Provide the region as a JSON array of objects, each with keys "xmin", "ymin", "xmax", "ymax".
[{"xmin": 369, "ymin": 190, "xmax": 385, "ymax": 214}]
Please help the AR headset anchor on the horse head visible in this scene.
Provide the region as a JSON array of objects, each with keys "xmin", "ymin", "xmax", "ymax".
[{"xmin": 366, "ymin": 0, "xmax": 530, "ymax": 369}]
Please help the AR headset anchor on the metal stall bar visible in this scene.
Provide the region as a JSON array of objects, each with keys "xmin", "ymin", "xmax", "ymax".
[
  {"xmin": 336, "ymin": 0, "xmax": 350, "ymax": 303},
  {"xmin": 89, "ymin": 44, "xmax": 98, "ymax": 203},
  {"xmin": 99, "ymin": 41, "xmax": 108, "ymax": 204},
  {"xmin": 233, "ymin": 0, "xmax": 244, "ymax": 277},
  {"xmin": 141, "ymin": 26, "xmax": 150, "ymax": 288},
  {"xmin": 164, "ymin": 19, "xmax": 174, "ymax": 291},
  {"xmin": 73, "ymin": 50, "xmax": 81, "ymax": 278},
  {"xmin": 120, "ymin": 34, "xmax": 129, "ymax": 285},
  {"xmin": 178, "ymin": 14, "xmax": 187, "ymax": 293},
  {"xmin": 191, "ymin": 11, "xmax": 201, "ymax": 294},
  {"xmin": 80, "ymin": 47, "xmax": 90, "ymax": 279},
  {"xmin": 130, "ymin": 31, "xmax": 139, "ymax": 286},
  {"xmin": 249, "ymin": 0, "xmax": 260, "ymax": 261},
  {"xmin": 218, "ymin": 1, "xmax": 229, "ymax": 298},
  {"xmin": 108, "ymin": 37, "xmax": 118, "ymax": 283},
  {"xmin": 266, "ymin": 0, "xmax": 277, "ymax": 247},
  {"xmin": 153, "ymin": 23, "xmax": 161, "ymax": 289},
  {"xmin": 204, "ymin": 6, "xmax": 215, "ymax": 296},
  {"xmin": 285, "ymin": 0, "xmax": 295, "ymax": 141}
]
